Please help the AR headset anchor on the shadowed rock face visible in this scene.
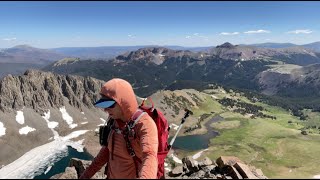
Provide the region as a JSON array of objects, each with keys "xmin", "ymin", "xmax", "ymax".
[{"xmin": 0, "ymin": 69, "xmax": 104, "ymax": 114}]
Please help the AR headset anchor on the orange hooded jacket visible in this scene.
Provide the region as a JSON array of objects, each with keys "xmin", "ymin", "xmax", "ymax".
[{"xmin": 80, "ymin": 78, "xmax": 159, "ymax": 179}]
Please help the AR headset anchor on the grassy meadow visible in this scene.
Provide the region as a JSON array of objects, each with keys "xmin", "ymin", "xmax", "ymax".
[{"xmin": 176, "ymin": 87, "xmax": 320, "ymax": 179}]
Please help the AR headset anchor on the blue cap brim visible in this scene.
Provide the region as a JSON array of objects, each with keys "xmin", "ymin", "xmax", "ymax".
[{"xmin": 94, "ymin": 99, "xmax": 116, "ymax": 108}]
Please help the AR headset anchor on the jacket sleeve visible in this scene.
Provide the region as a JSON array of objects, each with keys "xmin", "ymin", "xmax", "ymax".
[
  {"xmin": 137, "ymin": 116, "xmax": 159, "ymax": 179},
  {"xmin": 79, "ymin": 145, "xmax": 109, "ymax": 179}
]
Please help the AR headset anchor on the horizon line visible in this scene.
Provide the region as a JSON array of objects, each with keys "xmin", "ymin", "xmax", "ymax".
[{"xmin": 1, "ymin": 41, "xmax": 320, "ymax": 49}]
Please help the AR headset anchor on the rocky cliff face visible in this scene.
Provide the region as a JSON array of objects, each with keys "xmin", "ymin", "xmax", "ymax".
[
  {"xmin": 0, "ymin": 69, "xmax": 104, "ymax": 114},
  {"xmin": 0, "ymin": 70, "xmax": 108, "ymax": 166},
  {"xmin": 256, "ymin": 63, "xmax": 320, "ymax": 97}
]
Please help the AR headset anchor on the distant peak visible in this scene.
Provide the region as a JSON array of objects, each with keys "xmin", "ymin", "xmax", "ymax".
[
  {"xmin": 12, "ymin": 44, "xmax": 34, "ymax": 49},
  {"xmin": 216, "ymin": 42, "xmax": 235, "ymax": 48},
  {"xmin": 137, "ymin": 46, "xmax": 170, "ymax": 52}
]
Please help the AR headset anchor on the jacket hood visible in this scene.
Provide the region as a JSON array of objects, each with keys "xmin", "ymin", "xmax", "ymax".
[{"xmin": 100, "ymin": 78, "xmax": 138, "ymax": 121}]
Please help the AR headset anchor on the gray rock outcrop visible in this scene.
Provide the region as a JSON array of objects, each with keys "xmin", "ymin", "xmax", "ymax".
[
  {"xmin": 167, "ymin": 155, "xmax": 267, "ymax": 179},
  {"xmin": 0, "ymin": 69, "xmax": 104, "ymax": 114},
  {"xmin": 55, "ymin": 156, "xmax": 267, "ymax": 179}
]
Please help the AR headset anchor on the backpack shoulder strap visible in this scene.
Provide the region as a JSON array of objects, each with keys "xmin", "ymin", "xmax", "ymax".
[
  {"xmin": 122, "ymin": 109, "xmax": 146, "ymax": 177},
  {"xmin": 129, "ymin": 109, "xmax": 146, "ymax": 129}
]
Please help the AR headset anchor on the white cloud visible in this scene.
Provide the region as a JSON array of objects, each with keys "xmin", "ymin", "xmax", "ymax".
[
  {"xmin": 244, "ymin": 29, "xmax": 270, "ymax": 34},
  {"xmin": 2, "ymin": 37, "xmax": 17, "ymax": 41},
  {"xmin": 286, "ymin": 29, "xmax": 313, "ymax": 34},
  {"xmin": 220, "ymin": 32, "xmax": 240, "ymax": 35},
  {"xmin": 185, "ymin": 33, "xmax": 208, "ymax": 40},
  {"xmin": 194, "ymin": 33, "xmax": 207, "ymax": 38},
  {"xmin": 128, "ymin": 34, "xmax": 136, "ymax": 38}
]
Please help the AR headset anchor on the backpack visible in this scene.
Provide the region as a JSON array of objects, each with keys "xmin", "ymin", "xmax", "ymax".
[
  {"xmin": 123, "ymin": 97, "xmax": 170, "ymax": 179},
  {"xmin": 98, "ymin": 97, "xmax": 170, "ymax": 178}
]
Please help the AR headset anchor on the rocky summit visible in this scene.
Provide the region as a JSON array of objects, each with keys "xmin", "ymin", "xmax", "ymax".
[{"xmin": 52, "ymin": 156, "xmax": 267, "ymax": 179}]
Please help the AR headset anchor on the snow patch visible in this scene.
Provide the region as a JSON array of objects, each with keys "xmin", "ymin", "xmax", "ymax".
[
  {"xmin": 19, "ymin": 126, "xmax": 36, "ymax": 135},
  {"xmin": 48, "ymin": 122, "xmax": 59, "ymax": 129},
  {"xmin": 314, "ymin": 175, "xmax": 320, "ymax": 179},
  {"xmin": 100, "ymin": 118, "xmax": 106, "ymax": 123},
  {"xmin": 81, "ymin": 122, "xmax": 88, "ymax": 125},
  {"xmin": 81, "ymin": 112, "xmax": 85, "ymax": 114},
  {"xmin": 169, "ymin": 123, "xmax": 179, "ymax": 130},
  {"xmin": 44, "ymin": 165, "xmax": 52, "ymax": 174},
  {"xmin": 192, "ymin": 148, "xmax": 209, "ymax": 159},
  {"xmin": 61, "ymin": 130, "xmax": 89, "ymax": 141},
  {"xmin": 41, "ymin": 110, "xmax": 59, "ymax": 139},
  {"xmin": 0, "ymin": 130, "xmax": 89, "ymax": 179},
  {"xmin": 98, "ymin": 118, "xmax": 107, "ymax": 126},
  {"xmin": 170, "ymin": 154, "xmax": 182, "ymax": 164},
  {"xmin": 16, "ymin": 111, "xmax": 25, "ymax": 125},
  {"xmin": 0, "ymin": 121, "xmax": 6, "ymax": 137},
  {"xmin": 211, "ymin": 95, "xmax": 218, "ymax": 99},
  {"xmin": 59, "ymin": 106, "xmax": 78, "ymax": 129}
]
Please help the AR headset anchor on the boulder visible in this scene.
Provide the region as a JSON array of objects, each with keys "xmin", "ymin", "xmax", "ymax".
[
  {"xmin": 182, "ymin": 156, "xmax": 200, "ymax": 174},
  {"xmin": 169, "ymin": 165, "xmax": 184, "ymax": 177},
  {"xmin": 59, "ymin": 167, "xmax": 78, "ymax": 179},
  {"xmin": 234, "ymin": 162, "xmax": 258, "ymax": 179},
  {"xmin": 216, "ymin": 156, "xmax": 244, "ymax": 169},
  {"xmin": 198, "ymin": 157, "xmax": 213, "ymax": 167}
]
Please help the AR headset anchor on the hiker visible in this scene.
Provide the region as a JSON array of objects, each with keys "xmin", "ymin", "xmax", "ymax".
[{"xmin": 79, "ymin": 78, "xmax": 159, "ymax": 179}]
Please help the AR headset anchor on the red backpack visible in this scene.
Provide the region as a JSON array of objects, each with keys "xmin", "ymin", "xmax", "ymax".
[{"xmin": 122, "ymin": 97, "xmax": 170, "ymax": 179}]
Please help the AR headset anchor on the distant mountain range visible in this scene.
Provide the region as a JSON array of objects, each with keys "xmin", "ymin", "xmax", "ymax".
[
  {"xmin": 0, "ymin": 45, "xmax": 70, "ymax": 77},
  {"xmin": 49, "ymin": 41, "xmax": 320, "ymax": 59},
  {"xmin": 2, "ymin": 42, "xmax": 320, "ymax": 99},
  {"xmin": 0, "ymin": 45, "xmax": 67, "ymax": 64},
  {"xmin": 242, "ymin": 42, "xmax": 320, "ymax": 51},
  {"xmin": 50, "ymin": 45, "xmax": 212, "ymax": 60},
  {"xmin": 1, "ymin": 41, "xmax": 319, "ymax": 64}
]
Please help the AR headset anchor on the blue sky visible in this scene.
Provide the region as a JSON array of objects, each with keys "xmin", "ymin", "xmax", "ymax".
[{"xmin": 0, "ymin": 1, "xmax": 319, "ymax": 48}]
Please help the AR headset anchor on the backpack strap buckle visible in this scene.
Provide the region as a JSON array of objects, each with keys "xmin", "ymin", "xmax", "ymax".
[{"xmin": 129, "ymin": 151, "xmax": 136, "ymax": 157}]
